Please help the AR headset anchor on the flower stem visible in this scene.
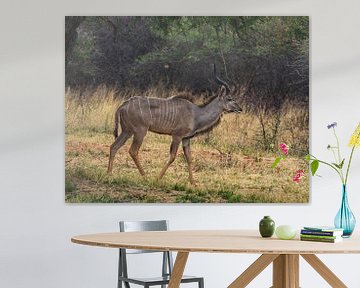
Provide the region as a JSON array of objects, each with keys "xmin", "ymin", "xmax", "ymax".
[
  {"xmin": 345, "ymin": 129, "xmax": 360, "ymax": 185},
  {"xmin": 345, "ymin": 145, "xmax": 356, "ymax": 185},
  {"xmin": 333, "ymin": 128, "xmax": 345, "ymax": 180},
  {"xmin": 330, "ymin": 147, "xmax": 338, "ymax": 163},
  {"xmin": 309, "ymin": 154, "xmax": 344, "ymax": 183},
  {"xmin": 333, "ymin": 128, "xmax": 342, "ymax": 162}
]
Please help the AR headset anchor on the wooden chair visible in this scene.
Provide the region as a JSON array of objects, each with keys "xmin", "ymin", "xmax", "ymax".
[{"xmin": 118, "ymin": 220, "xmax": 204, "ymax": 288}]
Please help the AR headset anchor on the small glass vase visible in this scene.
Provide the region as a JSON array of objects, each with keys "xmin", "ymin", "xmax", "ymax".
[{"xmin": 334, "ymin": 185, "xmax": 356, "ymax": 237}]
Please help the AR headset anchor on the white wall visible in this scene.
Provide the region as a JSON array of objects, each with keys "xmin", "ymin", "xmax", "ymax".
[{"xmin": 1, "ymin": 0, "xmax": 360, "ymax": 287}]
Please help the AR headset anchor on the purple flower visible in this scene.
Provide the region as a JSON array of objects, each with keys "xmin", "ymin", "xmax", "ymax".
[{"xmin": 327, "ymin": 122, "xmax": 337, "ymax": 129}]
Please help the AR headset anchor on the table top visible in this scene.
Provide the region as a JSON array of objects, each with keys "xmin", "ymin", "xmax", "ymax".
[{"xmin": 71, "ymin": 230, "xmax": 360, "ymax": 254}]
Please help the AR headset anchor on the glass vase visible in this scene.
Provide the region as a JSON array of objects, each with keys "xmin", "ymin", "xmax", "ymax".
[
  {"xmin": 259, "ymin": 216, "xmax": 275, "ymax": 237},
  {"xmin": 334, "ymin": 185, "xmax": 356, "ymax": 237}
]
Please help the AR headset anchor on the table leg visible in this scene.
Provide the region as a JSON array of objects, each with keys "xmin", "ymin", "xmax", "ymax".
[
  {"xmin": 301, "ymin": 254, "xmax": 347, "ymax": 288},
  {"xmin": 272, "ymin": 254, "xmax": 299, "ymax": 288},
  {"xmin": 228, "ymin": 254, "xmax": 279, "ymax": 288},
  {"xmin": 168, "ymin": 251, "xmax": 189, "ymax": 288},
  {"xmin": 228, "ymin": 253, "xmax": 348, "ymax": 288}
]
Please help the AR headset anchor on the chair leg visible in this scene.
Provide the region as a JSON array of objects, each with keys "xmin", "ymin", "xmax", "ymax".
[{"xmin": 199, "ymin": 278, "xmax": 204, "ymax": 288}]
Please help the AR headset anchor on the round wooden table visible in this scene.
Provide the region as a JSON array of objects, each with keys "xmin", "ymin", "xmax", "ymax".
[{"xmin": 72, "ymin": 230, "xmax": 360, "ymax": 288}]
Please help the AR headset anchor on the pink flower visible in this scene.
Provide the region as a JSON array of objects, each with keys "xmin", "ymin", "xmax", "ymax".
[
  {"xmin": 279, "ymin": 143, "xmax": 289, "ymax": 155},
  {"xmin": 293, "ymin": 170, "xmax": 305, "ymax": 183}
]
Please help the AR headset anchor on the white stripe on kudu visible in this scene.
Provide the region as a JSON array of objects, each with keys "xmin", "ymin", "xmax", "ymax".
[
  {"xmin": 146, "ymin": 97, "xmax": 153, "ymax": 125},
  {"xmin": 159, "ymin": 98, "xmax": 165, "ymax": 127},
  {"xmin": 164, "ymin": 100, "xmax": 169, "ymax": 130},
  {"xmin": 170, "ymin": 100, "xmax": 177, "ymax": 128},
  {"xmin": 168, "ymin": 99, "xmax": 174, "ymax": 130},
  {"xmin": 137, "ymin": 97, "xmax": 144, "ymax": 123}
]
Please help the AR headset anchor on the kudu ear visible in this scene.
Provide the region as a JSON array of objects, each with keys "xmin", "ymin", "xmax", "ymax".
[{"xmin": 219, "ymin": 85, "xmax": 227, "ymax": 98}]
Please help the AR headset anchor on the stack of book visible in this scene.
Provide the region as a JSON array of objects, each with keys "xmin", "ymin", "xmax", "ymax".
[{"xmin": 300, "ymin": 226, "xmax": 344, "ymax": 243}]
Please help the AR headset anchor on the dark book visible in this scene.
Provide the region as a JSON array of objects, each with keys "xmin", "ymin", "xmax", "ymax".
[
  {"xmin": 301, "ymin": 229, "xmax": 343, "ymax": 237},
  {"xmin": 302, "ymin": 226, "xmax": 343, "ymax": 235}
]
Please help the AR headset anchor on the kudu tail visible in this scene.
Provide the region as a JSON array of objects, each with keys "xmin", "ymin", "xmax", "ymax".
[{"xmin": 113, "ymin": 109, "xmax": 121, "ymax": 140}]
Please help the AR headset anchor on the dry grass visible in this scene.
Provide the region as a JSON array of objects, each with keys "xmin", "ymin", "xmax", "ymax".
[{"xmin": 65, "ymin": 86, "xmax": 309, "ymax": 203}]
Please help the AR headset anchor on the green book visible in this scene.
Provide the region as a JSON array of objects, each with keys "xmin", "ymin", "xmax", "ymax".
[
  {"xmin": 300, "ymin": 235, "xmax": 342, "ymax": 243},
  {"xmin": 300, "ymin": 234, "xmax": 340, "ymax": 240}
]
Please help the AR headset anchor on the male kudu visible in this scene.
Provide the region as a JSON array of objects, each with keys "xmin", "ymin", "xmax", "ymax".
[{"xmin": 107, "ymin": 65, "xmax": 241, "ymax": 184}]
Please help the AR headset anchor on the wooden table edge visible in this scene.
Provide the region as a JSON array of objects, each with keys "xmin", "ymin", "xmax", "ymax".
[{"xmin": 71, "ymin": 236, "xmax": 360, "ymax": 254}]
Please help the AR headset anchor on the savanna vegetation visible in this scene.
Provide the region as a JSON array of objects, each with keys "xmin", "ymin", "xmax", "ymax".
[{"xmin": 65, "ymin": 16, "xmax": 309, "ymax": 203}]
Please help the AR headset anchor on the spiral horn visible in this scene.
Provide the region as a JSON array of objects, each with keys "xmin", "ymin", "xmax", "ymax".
[{"xmin": 213, "ymin": 64, "xmax": 230, "ymax": 94}]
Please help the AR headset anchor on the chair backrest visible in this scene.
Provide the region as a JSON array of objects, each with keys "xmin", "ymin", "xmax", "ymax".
[
  {"xmin": 118, "ymin": 220, "xmax": 174, "ymax": 282},
  {"xmin": 119, "ymin": 220, "xmax": 169, "ymax": 254},
  {"xmin": 120, "ymin": 220, "xmax": 168, "ymax": 232}
]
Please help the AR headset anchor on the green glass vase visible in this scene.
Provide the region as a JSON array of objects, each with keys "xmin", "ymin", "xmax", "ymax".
[{"xmin": 259, "ymin": 216, "xmax": 275, "ymax": 237}]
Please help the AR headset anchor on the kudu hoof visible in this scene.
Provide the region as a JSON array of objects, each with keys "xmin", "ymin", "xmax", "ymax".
[{"xmin": 189, "ymin": 180, "xmax": 197, "ymax": 186}]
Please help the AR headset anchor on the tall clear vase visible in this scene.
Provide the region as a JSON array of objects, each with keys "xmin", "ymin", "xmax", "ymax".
[{"xmin": 334, "ymin": 185, "xmax": 356, "ymax": 237}]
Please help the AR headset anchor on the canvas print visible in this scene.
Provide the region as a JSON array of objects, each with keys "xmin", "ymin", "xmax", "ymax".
[{"xmin": 65, "ymin": 16, "xmax": 309, "ymax": 203}]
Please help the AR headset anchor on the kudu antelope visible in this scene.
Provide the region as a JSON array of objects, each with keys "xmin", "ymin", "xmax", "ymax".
[{"xmin": 107, "ymin": 65, "xmax": 241, "ymax": 184}]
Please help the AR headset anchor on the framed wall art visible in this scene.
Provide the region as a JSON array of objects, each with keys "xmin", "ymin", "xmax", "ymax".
[{"xmin": 65, "ymin": 16, "xmax": 309, "ymax": 203}]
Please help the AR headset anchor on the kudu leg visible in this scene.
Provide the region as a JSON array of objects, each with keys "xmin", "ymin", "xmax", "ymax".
[
  {"xmin": 128, "ymin": 131, "xmax": 147, "ymax": 176},
  {"xmin": 158, "ymin": 136, "xmax": 181, "ymax": 180},
  {"xmin": 182, "ymin": 139, "xmax": 195, "ymax": 185},
  {"xmin": 108, "ymin": 131, "xmax": 132, "ymax": 173}
]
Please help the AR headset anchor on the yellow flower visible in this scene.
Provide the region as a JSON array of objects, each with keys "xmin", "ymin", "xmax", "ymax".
[{"xmin": 349, "ymin": 122, "xmax": 360, "ymax": 147}]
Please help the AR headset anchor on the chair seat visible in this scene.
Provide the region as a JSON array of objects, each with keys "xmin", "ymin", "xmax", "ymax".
[{"xmin": 119, "ymin": 274, "xmax": 203, "ymax": 286}]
